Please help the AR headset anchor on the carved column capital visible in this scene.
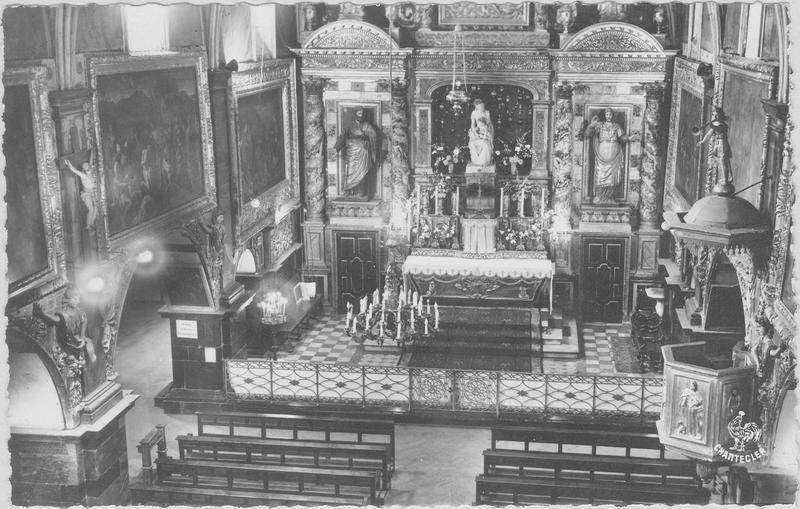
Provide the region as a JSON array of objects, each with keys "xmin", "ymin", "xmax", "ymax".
[
  {"xmin": 302, "ymin": 76, "xmax": 328, "ymax": 96},
  {"xmin": 555, "ymin": 82, "xmax": 574, "ymax": 100},
  {"xmin": 644, "ymin": 81, "xmax": 666, "ymax": 100}
]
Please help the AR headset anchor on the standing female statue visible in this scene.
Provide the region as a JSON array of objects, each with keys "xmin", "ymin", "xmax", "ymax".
[
  {"xmin": 584, "ymin": 108, "xmax": 633, "ymax": 204},
  {"xmin": 468, "ymin": 99, "xmax": 494, "ymax": 167}
]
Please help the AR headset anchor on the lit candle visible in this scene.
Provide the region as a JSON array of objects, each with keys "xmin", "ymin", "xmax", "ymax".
[
  {"xmin": 381, "ymin": 305, "xmax": 385, "ymax": 324},
  {"xmin": 413, "ymin": 291, "xmax": 418, "ymax": 308},
  {"xmin": 434, "ymin": 302, "xmax": 439, "ymax": 329},
  {"xmin": 435, "ymin": 194, "xmax": 440, "ymax": 215},
  {"xmin": 397, "ymin": 321, "xmax": 402, "ymax": 339},
  {"xmin": 455, "ymin": 187, "xmax": 460, "ymax": 215},
  {"xmin": 373, "ymin": 288, "xmax": 379, "ymax": 306},
  {"xmin": 397, "ymin": 300, "xmax": 402, "ymax": 316},
  {"xmin": 380, "ymin": 321, "xmax": 384, "ymax": 337},
  {"xmin": 519, "ymin": 186, "xmax": 525, "ymax": 218},
  {"xmin": 500, "ymin": 187, "xmax": 505, "ymax": 217},
  {"xmin": 541, "ymin": 187, "xmax": 546, "ymax": 218},
  {"xmin": 410, "ymin": 313, "xmax": 415, "ymax": 331},
  {"xmin": 418, "ymin": 297, "xmax": 423, "ymax": 314},
  {"xmin": 416, "ymin": 184, "xmax": 420, "ymax": 217},
  {"xmin": 427, "ymin": 299, "xmax": 430, "ymax": 315},
  {"xmin": 425, "ymin": 317, "xmax": 429, "ymax": 335}
]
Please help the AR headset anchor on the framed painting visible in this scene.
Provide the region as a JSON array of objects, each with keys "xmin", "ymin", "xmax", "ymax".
[
  {"xmin": 4, "ymin": 66, "xmax": 67, "ymax": 298},
  {"xmin": 716, "ymin": 55, "xmax": 777, "ymax": 209},
  {"xmin": 582, "ymin": 104, "xmax": 632, "ymax": 204},
  {"xmin": 231, "ymin": 60, "xmax": 298, "ymax": 247},
  {"xmin": 665, "ymin": 57, "xmax": 708, "ymax": 212},
  {"xmin": 89, "ymin": 52, "xmax": 217, "ymax": 249},
  {"xmin": 335, "ymin": 101, "xmax": 381, "ymax": 201}
]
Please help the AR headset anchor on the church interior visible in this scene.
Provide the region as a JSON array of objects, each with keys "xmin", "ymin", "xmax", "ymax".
[{"xmin": 3, "ymin": 1, "xmax": 798, "ymax": 506}]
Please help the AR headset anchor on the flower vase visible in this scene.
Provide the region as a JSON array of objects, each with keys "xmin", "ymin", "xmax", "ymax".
[
  {"xmin": 431, "ymin": 238, "xmax": 441, "ymax": 249},
  {"xmin": 536, "ymin": 237, "xmax": 546, "ymax": 251},
  {"xmin": 525, "ymin": 239, "xmax": 535, "ymax": 251},
  {"xmin": 503, "ymin": 195, "xmax": 511, "ymax": 217},
  {"xmin": 515, "ymin": 243, "xmax": 526, "ymax": 251},
  {"xmin": 435, "ymin": 195, "xmax": 442, "ymax": 216},
  {"xmin": 447, "ymin": 162, "xmax": 454, "ymax": 174},
  {"xmin": 510, "ymin": 162, "xmax": 518, "ymax": 176}
]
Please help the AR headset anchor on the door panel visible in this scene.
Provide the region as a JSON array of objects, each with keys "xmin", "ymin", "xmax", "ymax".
[
  {"xmin": 582, "ymin": 237, "xmax": 626, "ymax": 323},
  {"xmin": 335, "ymin": 231, "xmax": 378, "ymax": 313}
]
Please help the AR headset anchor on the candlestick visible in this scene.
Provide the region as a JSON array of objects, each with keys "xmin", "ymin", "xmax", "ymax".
[
  {"xmin": 397, "ymin": 321, "xmax": 402, "ymax": 339},
  {"xmin": 425, "ymin": 317, "xmax": 429, "ymax": 335},
  {"xmin": 416, "ymin": 184, "xmax": 420, "ymax": 218},
  {"xmin": 418, "ymin": 297, "xmax": 423, "ymax": 314},
  {"xmin": 435, "ymin": 195, "xmax": 440, "ymax": 215},
  {"xmin": 345, "ymin": 314, "xmax": 350, "ymax": 330},
  {"xmin": 427, "ymin": 299, "xmax": 430, "ymax": 315},
  {"xmin": 541, "ymin": 187, "xmax": 546, "ymax": 218},
  {"xmin": 500, "ymin": 187, "xmax": 505, "ymax": 217},
  {"xmin": 379, "ymin": 321, "xmax": 384, "ymax": 336},
  {"xmin": 455, "ymin": 187, "xmax": 460, "ymax": 215},
  {"xmin": 519, "ymin": 187, "xmax": 525, "ymax": 218},
  {"xmin": 434, "ymin": 302, "xmax": 439, "ymax": 329},
  {"xmin": 413, "ymin": 291, "xmax": 418, "ymax": 308}
]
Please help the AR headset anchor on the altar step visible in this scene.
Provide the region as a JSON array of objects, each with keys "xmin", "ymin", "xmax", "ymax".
[{"xmin": 534, "ymin": 308, "xmax": 581, "ymax": 359}]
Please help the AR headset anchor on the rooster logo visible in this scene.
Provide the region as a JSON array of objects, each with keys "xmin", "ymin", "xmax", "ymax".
[{"xmin": 727, "ymin": 411, "xmax": 762, "ymax": 452}]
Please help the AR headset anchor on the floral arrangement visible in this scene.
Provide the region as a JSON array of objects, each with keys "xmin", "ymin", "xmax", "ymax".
[
  {"xmin": 432, "ymin": 220, "xmax": 459, "ymax": 249},
  {"xmin": 431, "ymin": 171, "xmax": 456, "ymax": 199},
  {"xmin": 431, "ymin": 143, "xmax": 469, "ymax": 172},
  {"xmin": 494, "ymin": 132, "xmax": 538, "ymax": 173}
]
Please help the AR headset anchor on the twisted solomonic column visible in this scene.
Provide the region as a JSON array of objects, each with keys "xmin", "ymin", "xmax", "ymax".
[
  {"xmin": 640, "ymin": 82, "xmax": 666, "ymax": 228},
  {"xmin": 390, "ymin": 78, "xmax": 411, "ymax": 230},
  {"xmin": 552, "ymin": 83, "xmax": 574, "ymax": 229},
  {"xmin": 302, "ymin": 77, "xmax": 327, "ymax": 222}
]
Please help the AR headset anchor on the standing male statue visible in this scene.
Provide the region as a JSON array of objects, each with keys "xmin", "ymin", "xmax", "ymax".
[
  {"xmin": 335, "ymin": 108, "xmax": 379, "ymax": 201},
  {"xmin": 584, "ymin": 108, "xmax": 634, "ymax": 204}
]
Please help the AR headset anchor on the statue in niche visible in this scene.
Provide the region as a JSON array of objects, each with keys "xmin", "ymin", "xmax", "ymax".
[
  {"xmin": 335, "ymin": 107, "xmax": 379, "ymax": 201},
  {"xmin": 33, "ymin": 287, "xmax": 98, "ymax": 364},
  {"xmin": 677, "ymin": 380, "xmax": 704, "ymax": 438},
  {"xmin": 468, "ymin": 99, "xmax": 494, "ymax": 167},
  {"xmin": 694, "ymin": 107, "xmax": 734, "ymax": 195},
  {"xmin": 584, "ymin": 108, "xmax": 635, "ymax": 204},
  {"xmin": 753, "ymin": 314, "xmax": 785, "ymax": 380}
]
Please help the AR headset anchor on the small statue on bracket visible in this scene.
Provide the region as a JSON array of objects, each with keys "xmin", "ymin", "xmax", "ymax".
[{"xmin": 33, "ymin": 286, "xmax": 98, "ymax": 364}]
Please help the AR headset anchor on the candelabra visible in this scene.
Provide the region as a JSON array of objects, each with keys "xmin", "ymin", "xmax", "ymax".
[
  {"xmin": 259, "ymin": 291, "xmax": 288, "ymax": 325},
  {"xmin": 345, "ymin": 287, "xmax": 440, "ymax": 349}
]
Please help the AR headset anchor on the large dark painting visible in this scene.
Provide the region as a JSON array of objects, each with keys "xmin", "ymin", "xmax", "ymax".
[
  {"xmin": 674, "ymin": 90, "xmax": 703, "ymax": 203},
  {"xmin": 161, "ymin": 266, "xmax": 212, "ymax": 307},
  {"xmin": 723, "ymin": 73, "xmax": 768, "ymax": 208},
  {"xmin": 96, "ymin": 67, "xmax": 205, "ymax": 235},
  {"xmin": 4, "ymin": 84, "xmax": 49, "ymax": 286},
  {"xmin": 237, "ymin": 87, "xmax": 285, "ymax": 202}
]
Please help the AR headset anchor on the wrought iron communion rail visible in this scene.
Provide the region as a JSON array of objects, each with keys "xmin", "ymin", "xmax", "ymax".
[{"xmin": 225, "ymin": 360, "xmax": 663, "ymax": 420}]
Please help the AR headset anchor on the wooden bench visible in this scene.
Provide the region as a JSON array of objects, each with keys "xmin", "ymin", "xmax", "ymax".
[
  {"xmin": 491, "ymin": 424, "xmax": 665, "ymax": 457},
  {"xmin": 130, "ymin": 482, "xmax": 369, "ymax": 506},
  {"xmin": 475, "ymin": 473, "xmax": 709, "ymax": 505},
  {"xmin": 196, "ymin": 411, "xmax": 396, "ymax": 469},
  {"xmin": 482, "ymin": 449, "xmax": 698, "ymax": 485},
  {"xmin": 177, "ymin": 433, "xmax": 391, "ymax": 488},
  {"xmin": 275, "ymin": 294, "xmax": 322, "ymax": 342},
  {"xmin": 155, "ymin": 457, "xmax": 380, "ymax": 504}
]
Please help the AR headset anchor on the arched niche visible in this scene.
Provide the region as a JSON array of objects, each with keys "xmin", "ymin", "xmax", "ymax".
[
  {"xmin": 562, "ymin": 21, "xmax": 665, "ymax": 53},
  {"xmin": 235, "ymin": 248, "xmax": 257, "ymax": 274},
  {"xmin": 301, "ymin": 19, "xmax": 399, "ymax": 51}
]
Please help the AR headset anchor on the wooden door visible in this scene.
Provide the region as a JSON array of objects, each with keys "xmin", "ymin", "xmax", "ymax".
[
  {"xmin": 335, "ymin": 231, "xmax": 378, "ymax": 313},
  {"xmin": 581, "ymin": 237, "xmax": 625, "ymax": 323}
]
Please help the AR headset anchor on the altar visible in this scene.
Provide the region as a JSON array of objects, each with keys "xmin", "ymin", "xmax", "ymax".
[{"xmin": 403, "ymin": 250, "xmax": 555, "ymax": 312}]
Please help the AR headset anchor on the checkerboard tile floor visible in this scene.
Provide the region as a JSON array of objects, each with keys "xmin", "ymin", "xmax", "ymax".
[{"xmin": 272, "ymin": 310, "xmax": 658, "ymax": 376}]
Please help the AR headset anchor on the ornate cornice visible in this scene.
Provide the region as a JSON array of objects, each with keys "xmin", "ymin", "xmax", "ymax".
[
  {"xmin": 554, "ymin": 54, "xmax": 668, "ymax": 75},
  {"xmin": 295, "ymin": 49, "xmax": 410, "ymax": 74},
  {"xmin": 328, "ymin": 200, "xmax": 383, "ymax": 218},
  {"xmin": 231, "ymin": 60, "xmax": 293, "ymax": 92},
  {"xmin": 413, "ymin": 29, "xmax": 549, "ymax": 48},
  {"xmin": 718, "ymin": 54, "xmax": 779, "ymax": 77},
  {"xmin": 412, "ymin": 50, "xmax": 550, "ymax": 73}
]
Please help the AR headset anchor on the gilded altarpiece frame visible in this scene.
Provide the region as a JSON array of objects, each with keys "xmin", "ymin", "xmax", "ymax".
[
  {"xmin": 714, "ymin": 56, "xmax": 776, "ymax": 210},
  {"xmin": 665, "ymin": 57, "xmax": 708, "ymax": 212},
  {"xmin": 231, "ymin": 60, "xmax": 299, "ymax": 248},
  {"xmin": 88, "ymin": 52, "xmax": 217, "ymax": 252},
  {"xmin": 4, "ymin": 66, "xmax": 67, "ymax": 298}
]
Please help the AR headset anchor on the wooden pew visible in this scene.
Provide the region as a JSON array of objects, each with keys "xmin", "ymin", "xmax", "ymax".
[
  {"xmin": 155, "ymin": 457, "xmax": 381, "ymax": 504},
  {"xmin": 482, "ymin": 449, "xmax": 698, "ymax": 485},
  {"xmin": 130, "ymin": 483, "xmax": 369, "ymax": 506},
  {"xmin": 196, "ymin": 411, "xmax": 396, "ymax": 469},
  {"xmin": 475, "ymin": 474, "xmax": 710, "ymax": 505},
  {"xmin": 491, "ymin": 424, "xmax": 665, "ymax": 457},
  {"xmin": 176, "ymin": 433, "xmax": 391, "ymax": 488}
]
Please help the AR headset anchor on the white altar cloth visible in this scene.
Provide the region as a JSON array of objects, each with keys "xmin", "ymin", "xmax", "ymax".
[
  {"xmin": 461, "ymin": 218, "xmax": 496, "ymax": 253},
  {"xmin": 403, "ymin": 253, "xmax": 555, "ymax": 312}
]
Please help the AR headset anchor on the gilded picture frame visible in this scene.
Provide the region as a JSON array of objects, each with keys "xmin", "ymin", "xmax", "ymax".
[
  {"xmin": 231, "ymin": 60, "xmax": 299, "ymax": 248},
  {"xmin": 664, "ymin": 57, "xmax": 708, "ymax": 212},
  {"xmin": 4, "ymin": 65, "xmax": 67, "ymax": 298},
  {"xmin": 88, "ymin": 52, "xmax": 217, "ymax": 252}
]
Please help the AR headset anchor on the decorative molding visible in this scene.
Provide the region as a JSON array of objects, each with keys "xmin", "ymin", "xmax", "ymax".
[
  {"xmin": 414, "ymin": 29, "xmax": 549, "ymax": 48},
  {"xmin": 270, "ymin": 214, "xmax": 296, "ymax": 264},
  {"xmin": 328, "ymin": 200, "xmax": 383, "ymax": 218},
  {"xmin": 297, "ymin": 51, "xmax": 409, "ymax": 74},
  {"xmin": 555, "ymin": 55, "xmax": 667, "ymax": 75},
  {"xmin": 438, "ymin": 3, "xmax": 529, "ymax": 26},
  {"xmin": 562, "ymin": 22, "xmax": 665, "ymax": 52},
  {"xmin": 453, "ymin": 276, "xmax": 501, "ymax": 299},
  {"xmin": 231, "ymin": 61, "xmax": 293, "ymax": 92},
  {"xmin": 579, "ymin": 206, "xmax": 632, "ymax": 224},
  {"xmin": 302, "ymin": 20, "xmax": 399, "ymax": 51},
  {"xmin": 412, "ymin": 50, "xmax": 550, "ymax": 73}
]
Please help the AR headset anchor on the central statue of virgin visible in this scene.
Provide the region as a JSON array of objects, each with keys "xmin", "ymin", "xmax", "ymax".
[{"xmin": 468, "ymin": 99, "xmax": 494, "ymax": 167}]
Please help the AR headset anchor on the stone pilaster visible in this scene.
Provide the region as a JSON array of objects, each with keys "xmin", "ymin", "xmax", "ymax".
[
  {"xmin": 639, "ymin": 82, "xmax": 666, "ymax": 229},
  {"xmin": 552, "ymin": 83, "xmax": 574, "ymax": 230},
  {"xmin": 302, "ymin": 77, "xmax": 328, "ymax": 222},
  {"xmin": 389, "ymin": 78, "xmax": 411, "ymax": 232}
]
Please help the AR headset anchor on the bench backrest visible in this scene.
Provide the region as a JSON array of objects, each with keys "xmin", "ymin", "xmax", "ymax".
[
  {"xmin": 482, "ymin": 450, "xmax": 696, "ymax": 477},
  {"xmin": 491, "ymin": 426, "xmax": 663, "ymax": 453}
]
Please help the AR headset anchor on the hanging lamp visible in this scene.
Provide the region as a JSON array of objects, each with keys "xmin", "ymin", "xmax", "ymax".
[{"xmin": 445, "ymin": 24, "xmax": 469, "ymax": 114}]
